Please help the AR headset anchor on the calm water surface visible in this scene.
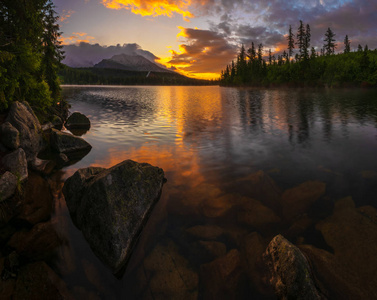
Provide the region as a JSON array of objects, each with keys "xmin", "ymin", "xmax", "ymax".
[{"xmin": 53, "ymin": 86, "xmax": 377, "ymax": 298}]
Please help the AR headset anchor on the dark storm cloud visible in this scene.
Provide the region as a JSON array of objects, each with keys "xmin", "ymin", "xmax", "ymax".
[
  {"xmin": 62, "ymin": 43, "xmax": 160, "ymax": 67},
  {"xmin": 205, "ymin": 0, "xmax": 377, "ymax": 53}
]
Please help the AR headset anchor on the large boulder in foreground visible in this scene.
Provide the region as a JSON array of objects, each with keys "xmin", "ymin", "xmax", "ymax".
[
  {"xmin": 5, "ymin": 102, "xmax": 42, "ymax": 163},
  {"xmin": 63, "ymin": 160, "xmax": 165, "ymax": 274},
  {"xmin": 263, "ymin": 235, "xmax": 322, "ymax": 300},
  {"xmin": 50, "ymin": 128, "xmax": 91, "ymax": 156},
  {"xmin": 65, "ymin": 112, "xmax": 90, "ymax": 130}
]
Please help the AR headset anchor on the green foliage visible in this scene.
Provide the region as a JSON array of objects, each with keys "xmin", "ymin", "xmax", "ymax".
[
  {"xmin": 221, "ymin": 21, "xmax": 377, "ymax": 88},
  {"xmin": 0, "ymin": 0, "xmax": 63, "ymax": 113}
]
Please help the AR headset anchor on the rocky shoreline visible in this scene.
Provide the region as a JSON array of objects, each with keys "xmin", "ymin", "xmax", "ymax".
[{"xmin": 1, "ymin": 101, "xmax": 377, "ymax": 299}]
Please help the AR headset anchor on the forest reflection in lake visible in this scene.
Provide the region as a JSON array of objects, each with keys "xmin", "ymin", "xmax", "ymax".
[{"xmin": 55, "ymin": 86, "xmax": 377, "ymax": 299}]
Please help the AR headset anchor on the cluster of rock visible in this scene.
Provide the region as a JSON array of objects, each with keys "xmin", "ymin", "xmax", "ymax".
[
  {"xmin": 0, "ymin": 101, "xmax": 91, "ymax": 206},
  {"xmin": 0, "ymin": 102, "xmax": 93, "ymax": 298}
]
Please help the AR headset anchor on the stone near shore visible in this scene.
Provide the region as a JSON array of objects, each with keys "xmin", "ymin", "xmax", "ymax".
[
  {"xmin": 5, "ymin": 102, "xmax": 42, "ymax": 163},
  {"xmin": 1, "ymin": 148, "xmax": 28, "ymax": 182},
  {"xmin": 50, "ymin": 128, "xmax": 92, "ymax": 155},
  {"xmin": 0, "ymin": 122, "xmax": 20, "ymax": 150},
  {"xmin": 0, "ymin": 172, "xmax": 18, "ymax": 202},
  {"xmin": 63, "ymin": 160, "xmax": 165, "ymax": 274},
  {"xmin": 65, "ymin": 112, "xmax": 91, "ymax": 130},
  {"xmin": 263, "ymin": 234, "xmax": 322, "ymax": 300}
]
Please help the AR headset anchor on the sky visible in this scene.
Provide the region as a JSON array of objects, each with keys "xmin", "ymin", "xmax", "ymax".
[{"xmin": 53, "ymin": 0, "xmax": 377, "ymax": 79}]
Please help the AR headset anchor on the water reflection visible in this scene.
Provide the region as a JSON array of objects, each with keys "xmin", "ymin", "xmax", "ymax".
[{"xmin": 54, "ymin": 86, "xmax": 377, "ymax": 298}]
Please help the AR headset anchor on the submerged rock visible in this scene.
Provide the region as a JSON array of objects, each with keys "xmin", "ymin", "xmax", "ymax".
[
  {"xmin": 200, "ymin": 249, "xmax": 242, "ymax": 300},
  {"xmin": 143, "ymin": 240, "xmax": 198, "ymax": 299},
  {"xmin": 236, "ymin": 170, "xmax": 282, "ymax": 211},
  {"xmin": 14, "ymin": 261, "xmax": 72, "ymax": 299},
  {"xmin": 63, "ymin": 160, "xmax": 165, "ymax": 274},
  {"xmin": 5, "ymin": 102, "xmax": 42, "ymax": 163},
  {"xmin": 281, "ymin": 181, "xmax": 326, "ymax": 220},
  {"xmin": 299, "ymin": 244, "xmax": 370, "ymax": 299},
  {"xmin": 315, "ymin": 197, "xmax": 377, "ymax": 298},
  {"xmin": 65, "ymin": 112, "xmax": 91, "ymax": 130},
  {"xmin": 0, "ymin": 122, "xmax": 20, "ymax": 150},
  {"xmin": 262, "ymin": 234, "xmax": 322, "ymax": 300},
  {"xmin": 0, "ymin": 172, "xmax": 18, "ymax": 202},
  {"xmin": 2, "ymin": 148, "xmax": 28, "ymax": 181},
  {"xmin": 7, "ymin": 221, "xmax": 62, "ymax": 261},
  {"xmin": 237, "ymin": 197, "xmax": 280, "ymax": 230},
  {"xmin": 240, "ymin": 232, "xmax": 270, "ymax": 296},
  {"xmin": 50, "ymin": 128, "xmax": 91, "ymax": 156}
]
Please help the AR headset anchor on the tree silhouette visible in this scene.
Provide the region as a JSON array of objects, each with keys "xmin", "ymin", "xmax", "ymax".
[
  {"xmin": 296, "ymin": 20, "xmax": 306, "ymax": 60},
  {"xmin": 287, "ymin": 25, "xmax": 295, "ymax": 60},
  {"xmin": 324, "ymin": 27, "xmax": 336, "ymax": 55},
  {"xmin": 344, "ymin": 35, "xmax": 350, "ymax": 53},
  {"xmin": 304, "ymin": 24, "xmax": 311, "ymax": 60}
]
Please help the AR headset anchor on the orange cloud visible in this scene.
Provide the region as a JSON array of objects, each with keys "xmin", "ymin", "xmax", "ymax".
[
  {"xmin": 60, "ymin": 9, "xmax": 75, "ymax": 23},
  {"xmin": 59, "ymin": 32, "xmax": 95, "ymax": 45},
  {"xmin": 101, "ymin": 0, "xmax": 194, "ymax": 21},
  {"xmin": 159, "ymin": 27, "xmax": 237, "ymax": 79}
]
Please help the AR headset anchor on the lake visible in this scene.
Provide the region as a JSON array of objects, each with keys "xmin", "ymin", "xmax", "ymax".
[{"xmin": 53, "ymin": 85, "xmax": 377, "ymax": 298}]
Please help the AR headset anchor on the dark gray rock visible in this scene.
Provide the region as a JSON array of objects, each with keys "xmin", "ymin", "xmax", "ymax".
[
  {"xmin": 51, "ymin": 115, "xmax": 63, "ymax": 130},
  {"xmin": 63, "ymin": 160, "xmax": 165, "ymax": 274},
  {"xmin": 0, "ymin": 172, "xmax": 18, "ymax": 202},
  {"xmin": 66, "ymin": 112, "xmax": 90, "ymax": 130},
  {"xmin": 0, "ymin": 122, "xmax": 20, "ymax": 150},
  {"xmin": 2, "ymin": 148, "xmax": 28, "ymax": 181},
  {"xmin": 5, "ymin": 102, "xmax": 42, "ymax": 163},
  {"xmin": 50, "ymin": 128, "xmax": 91, "ymax": 155},
  {"xmin": 263, "ymin": 235, "xmax": 323, "ymax": 300}
]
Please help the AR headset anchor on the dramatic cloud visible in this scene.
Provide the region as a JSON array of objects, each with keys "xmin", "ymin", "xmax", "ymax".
[
  {"xmin": 101, "ymin": 0, "xmax": 194, "ymax": 21},
  {"xmin": 59, "ymin": 9, "xmax": 75, "ymax": 23},
  {"xmin": 62, "ymin": 42, "xmax": 161, "ymax": 68},
  {"xmin": 165, "ymin": 27, "xmax": 237, "ymax": 78},
  {"xmin": 60, "ymin": 32, "xmax": 95, "ymax": 45}
]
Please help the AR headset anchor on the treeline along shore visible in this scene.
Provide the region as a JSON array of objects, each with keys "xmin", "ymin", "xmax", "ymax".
[
  {"xmin": 220, "ymin": 21, "xmax": 377, "ymax": 88},
  {"xmin": 58, "ymin": 66, "xmax": 218, "ymax": 86}
]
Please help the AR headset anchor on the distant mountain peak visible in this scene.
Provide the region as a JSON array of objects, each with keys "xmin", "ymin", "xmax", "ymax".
[{"xmin": 94, "ymin": 53, "xmax": 173, "ymax": 73}]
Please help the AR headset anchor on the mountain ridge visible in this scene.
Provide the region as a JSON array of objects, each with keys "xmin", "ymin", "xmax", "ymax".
[{"xmin": 94, "ymin": 53, "xmax": 173, "ymax": 73}]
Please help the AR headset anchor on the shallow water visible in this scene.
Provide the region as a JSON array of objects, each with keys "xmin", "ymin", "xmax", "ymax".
[{"xmin": 54, "ymin": 86, "xmax": 377, "ymax": 298}]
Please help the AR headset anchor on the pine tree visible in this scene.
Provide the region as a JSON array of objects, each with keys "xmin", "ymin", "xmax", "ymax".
[
  {"xmin": 296, "ymin": 20, "xmax": 306, "ymax": 60},
  {"xmin": 344, "ymin": 35, "xmax": 350, "ymax": 53},
  {"xmin": 357, "ymin": 44, "xmax": 363, "ymax": 52},
  {"xmin": 268, "ymin": 49, "xmax": 272, "ymax": 65},
  {"xmin": 310, "ymin": 47, "xmax": 316, "ymax": 59},
  {"xmin": 324, "ymin": 27, "xmax": 336, "ymax": 55},
  {"xmin": 287, "ymin": 25, "xmax": 295, "ymax": 60},
  {"xmin": 303, "ymin": 24, "xmax": 311, "ymax": 60},
  {"xmin": 247, "ymin": 42, "xmax": 256, "ymax": 62},
  {"xmin": 41, "ymin": 0, "xmax": 64, "ymax": 103},
  {"xmin": 257, "ymin": 44, "xmax": 263, "ymax": 63}
]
